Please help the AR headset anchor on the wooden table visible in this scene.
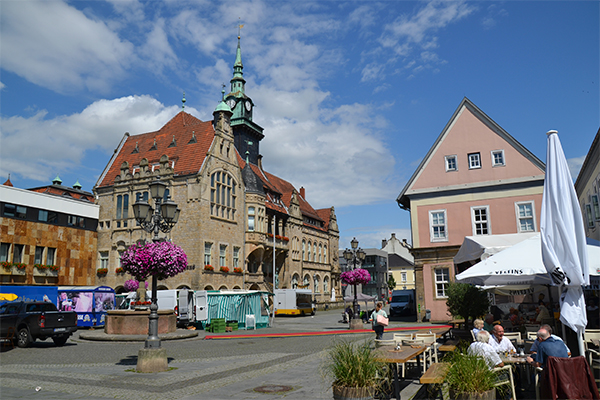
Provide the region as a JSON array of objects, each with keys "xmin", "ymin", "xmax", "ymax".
[
  {"xmin": 438, "ymin": 339, "xmax": 459, "ymax": 352},
  {"xmin": 374, "ymin": 345, "xmax": 427, "ymax": 399}
]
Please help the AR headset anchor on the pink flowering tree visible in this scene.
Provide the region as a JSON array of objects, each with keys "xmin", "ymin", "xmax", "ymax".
[
  {"xmin": 340, "ymin": 268, "xmax": 371, "ymax": 285},
  {"xmin": 123, "ymin": 279, "xmax": 149, "ymax": 292},
  {"xmin": 120, "ymin": 241, "xmax": 188, "ymax": 281}
]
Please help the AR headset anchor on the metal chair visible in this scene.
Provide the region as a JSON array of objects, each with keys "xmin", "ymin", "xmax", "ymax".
[{"xmin": 492, "ymin": 365, "xmax": 517, "ymax": 400}]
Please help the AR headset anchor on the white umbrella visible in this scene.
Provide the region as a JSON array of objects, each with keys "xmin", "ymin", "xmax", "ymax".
[
  {"xmin": 455, "ymin": 234, "xmax": 600, "ymax": 286},
  {"xmin": 540, "ymin": 130, "xmax": 589, "ymax": 355}
]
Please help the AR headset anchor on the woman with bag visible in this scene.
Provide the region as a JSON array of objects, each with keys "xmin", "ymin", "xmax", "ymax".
[{"xmin": 369, "ymin": 301, "xmax": 388, "ymax": 339}]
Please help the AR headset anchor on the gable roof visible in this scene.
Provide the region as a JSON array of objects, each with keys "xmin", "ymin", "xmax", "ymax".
[
  {"xmin": 96, "ymin": 112, "xmax": 214, "ymax": 188},
  {"xmin": 237, "ymin": 154, "xmax": 326, "ymax": 231},
  {"xmin": 397, "ymin": 97, "xmax": 546, "ymax": 209}
]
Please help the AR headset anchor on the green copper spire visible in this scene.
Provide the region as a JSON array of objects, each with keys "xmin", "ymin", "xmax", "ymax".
[
  {"xmin": 52, "ymin": 174, "xmax": 62, "ymax": 185},
  {"xmin": 230, "ymin": 22, "xmax": 245, "ymax": 96}
]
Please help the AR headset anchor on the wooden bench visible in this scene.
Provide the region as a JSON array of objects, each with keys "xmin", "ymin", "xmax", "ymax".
[
  {"xmin": 420, "ymin": 362, "xmax": 450, "ymax": 400},
  {"xmin": 438, "ymin": 339, "xmax": 459, "ymax": 352},
  {"xmin": 420, "ymin": 362, "xmax": 449, "ymax": 384}
]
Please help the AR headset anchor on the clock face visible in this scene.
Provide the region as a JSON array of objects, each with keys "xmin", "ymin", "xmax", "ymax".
[
  {"xmin": 226, "ymin": 99, "xmax": 236, "ymax": 109},
  {"xmin": 245, "ymin": 100, "xmax": 252, "ymax": 112}
]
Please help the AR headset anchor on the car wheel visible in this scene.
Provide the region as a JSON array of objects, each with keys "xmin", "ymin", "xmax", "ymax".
[
  {"xmin": 52, "ymin": 334, "xmax": 68, "ymax": 347},
  {"xmin": 17, "ymin": 327, "xmax": 31, "ymax": 348}
]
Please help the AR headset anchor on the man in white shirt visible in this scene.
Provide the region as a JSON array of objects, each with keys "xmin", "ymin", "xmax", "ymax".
[
  {"xmin": 489, "ymin": 324, "xmax": 516, "ymax": 353},
  {"xmin": 469, "ymin": 330, "xmax": 504, "ymax": 369}
]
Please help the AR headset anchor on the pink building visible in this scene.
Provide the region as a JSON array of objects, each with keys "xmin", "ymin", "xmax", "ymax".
[{"xmin": 397, "ymin": 98, "xmax": 545, "ymax": 322}]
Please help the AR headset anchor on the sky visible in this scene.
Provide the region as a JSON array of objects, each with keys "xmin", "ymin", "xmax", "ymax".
[{"xmin": 1, "ymin": 0, "xmax": 598, "ymax": 250}]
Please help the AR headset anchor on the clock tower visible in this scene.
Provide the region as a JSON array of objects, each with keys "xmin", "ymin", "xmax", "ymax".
[{"xmin": 224, "ymin": 35, "xmax": 264, "ymax": 165}]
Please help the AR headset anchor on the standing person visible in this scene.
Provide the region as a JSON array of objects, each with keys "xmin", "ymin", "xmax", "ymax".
[
  {"xmin": 489, "ymin": 325, "xmax": 516, "ymax": 353},
  {"xmin": 369, "ymin": 301, "xmax": 388, "ymax": 340}
]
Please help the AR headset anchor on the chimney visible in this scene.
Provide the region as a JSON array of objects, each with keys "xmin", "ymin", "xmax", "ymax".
[{"xmin": 300, "ymin": 187, "xmax": 305, "ymax": 199}]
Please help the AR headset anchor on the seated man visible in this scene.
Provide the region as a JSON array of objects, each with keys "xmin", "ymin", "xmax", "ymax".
[
  {"xmin": 529, "ymin": 324, "xmax": 570, "ymax": 356},
  {"xmin": 535, "ymin": 303, "xmax": 551, "ymax": 323},
  {"xmin": 489, "ymin": 325, "xmax": 516, "ymax": 353},
  {"xmin": 469, "ymin": 330, "xmax": 504, "ymax": 368},
  {"xmin": 484, "ymin": 314, "xmax": 496, "ymax": 333},
  {"xmin": 526, "ymin": 327, "xmax": 569, "ymax": 367}
]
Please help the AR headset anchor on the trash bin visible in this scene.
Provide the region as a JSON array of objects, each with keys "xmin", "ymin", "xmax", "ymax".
[{"xmin": 425, "ymin": 309, "xmax": 431, "ymax": 322}]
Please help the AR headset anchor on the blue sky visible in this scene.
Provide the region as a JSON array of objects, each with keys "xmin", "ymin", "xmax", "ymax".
[{"xmin": 1, "ymin": 1, "xmax": 598, "ymax": 250}]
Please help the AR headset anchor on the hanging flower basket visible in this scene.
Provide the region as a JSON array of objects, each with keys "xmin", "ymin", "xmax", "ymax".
[
  {"xmin": 120, "ymin": 241, "xmax": 187, "ymax": 281},
  {"xmin": 123, "ymin": 279, "xmax": 148, "ymax": 292},
  {"xmin": 340, "ymin": 269, "xmax": 371, "ymax": 285},
  {"xmin": 219, "ymin": 266, "xmax": 229, "ymax": 273},
  {"xmin": 115, "ymin": 267, "xmax": 125, "ymax": 274}
]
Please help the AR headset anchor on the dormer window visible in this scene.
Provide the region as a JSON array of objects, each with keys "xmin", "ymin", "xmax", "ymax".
[
  {"xmin": 445, "ymin": 155, "xmax": 457, "ymax": 172},
  {"xmin": 491, "ymin": 150, "xmax": 505, "ymax": 167},
  {"xmin": 468, "ymin": 152, "xmax": 481, "ymax": 169}
]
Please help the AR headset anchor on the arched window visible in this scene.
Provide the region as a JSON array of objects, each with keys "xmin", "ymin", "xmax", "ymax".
[
  {"xmin": 323, "ymin": 276, "xmax": 329, "ymax": 293},
  {"xmin": 307, "ymin": 242, "xmax": 312, "ymax": 262},
  {"xmin": 302, "ymin": 240, "xmax": 306, "ymax": 260},
  {"xmin": 292, "ymin": 274, "xmax": 299, "ymax": 289},
  {"xmin": 314, "ymin": 275, "xmax": 320, "ymax": 293},
  {"xmin": 318, "ymin": 244, "xmax": 322, "ymax": 263},
  {"xmin": 303, "ymin": 275, "xmax": 310, "ymax": 287},
  {"xmin": 324, "ymin": 245, "xmax": 328, "ymax": 264},
  {"xmin": 313, "ymin": 243, "xmax": 317, "ymax": 262},
  {"xmin": 210, "ymin": 171, "xmax": 236, "ymax": 220}
]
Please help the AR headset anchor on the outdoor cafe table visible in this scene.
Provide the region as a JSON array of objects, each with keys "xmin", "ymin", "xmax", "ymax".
[{"xmin": 374, "ymin": 345, "xmax": 427, "ymax": 400}]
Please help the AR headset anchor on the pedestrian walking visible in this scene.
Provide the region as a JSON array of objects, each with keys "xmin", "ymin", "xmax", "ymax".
[{"xmin": 369, "ymin": 301, "xmax": 388, "ymax": 340}]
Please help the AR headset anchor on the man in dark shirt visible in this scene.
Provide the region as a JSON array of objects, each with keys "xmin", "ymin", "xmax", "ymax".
[{"xmin": 526, "ymin": 328, "xmax": 569, "ymax": 367}]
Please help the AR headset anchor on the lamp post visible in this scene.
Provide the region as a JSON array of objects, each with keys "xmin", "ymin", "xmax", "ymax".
[
  {"xmin": 343, "ymin": 238, "xmax": 366, "ymax": 327},
  {"xmin": 132, "ymin": 178, "xmax": 180, "ymax": 349}
]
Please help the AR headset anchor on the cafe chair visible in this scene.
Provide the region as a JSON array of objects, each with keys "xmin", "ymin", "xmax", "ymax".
[
  {"xmin": 492, "ymin": 365, "xmax": 516, "ymax": 400},
  {"xmin": 401, "ymin": 338, "xmax": 429, "ymax": 376},
  {"xmin": 586, "ymin": 348, "xmax": 600, "ymax": 390},
  {"xmin": 470, "ymin": 330, "xmax": 476, "ymax": 342},
  {"xmin": 527, "ymin": 331, "xmax": 538, "ymax": 340},
  {"xmin": 415, "ymin": 332, "xmax": 440, "ymax": 364},
  {"xmin": 525, "ymin": 324, "xmax": 539, "ymax": 332},
  {"xmin": 504, "ymin": 332, "xmax": 521, "ymax": 342}
]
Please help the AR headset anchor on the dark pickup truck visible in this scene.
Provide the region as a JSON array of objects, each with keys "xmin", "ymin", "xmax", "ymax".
[{"xmin": 0, "ymin": 301, "xmax": 78, "ymax": 347}]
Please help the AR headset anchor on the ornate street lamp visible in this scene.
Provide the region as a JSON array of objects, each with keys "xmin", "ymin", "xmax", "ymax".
[
  {"xmin": 343, "ymin": 237, "xmax": 366, "ymax": 325},
  {"xmin": 132, "ymin": 178, "xmax": 180, "ymax": 349}
]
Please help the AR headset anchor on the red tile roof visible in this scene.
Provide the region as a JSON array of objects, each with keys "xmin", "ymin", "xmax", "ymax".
[
  {"xmin": 237, "ymin": 155, "xmax": 326, "ymax": 231},
  {"xmin": 28, "ymin": 185, "xmax": 94, "ymax": 202},
  {"xmin": 97, "ymin": 112, "xmax": 214, "ymax": 187}
]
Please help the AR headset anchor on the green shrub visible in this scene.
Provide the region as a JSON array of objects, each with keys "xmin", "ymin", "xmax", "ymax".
[
  {"xmin": 323, "ymin": 340, "xmax": 384, "ymax": 388},
  {"xmin": 444, "ymin": 350, "xmax": 497, "ymax": 395}
]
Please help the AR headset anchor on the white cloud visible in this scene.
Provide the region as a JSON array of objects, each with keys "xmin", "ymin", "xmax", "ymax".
[
  {"xmin": 0, "ymin": 1, "xmax": 134, "ymax": 93},
  {"xmin": 0, "ymin": 96, "xmax": 193, "ymax": 183},
  {"xmin": 568, "ymin": 155, "xmax": 587, "ymax": 180}
]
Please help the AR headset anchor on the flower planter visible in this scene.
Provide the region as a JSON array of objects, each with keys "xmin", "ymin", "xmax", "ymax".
[
  {"xmin": 332, "ymin": 385, "xmax": 375, "ymax": 400},
  {"xmin": 12, "ymin": 266, "xmax": 26, "ymax": 276}
]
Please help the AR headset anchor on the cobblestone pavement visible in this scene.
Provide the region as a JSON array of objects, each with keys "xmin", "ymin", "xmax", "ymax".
[{"xmin": 0, "ymin": 309, "xmax": 428, "ymax": 399}]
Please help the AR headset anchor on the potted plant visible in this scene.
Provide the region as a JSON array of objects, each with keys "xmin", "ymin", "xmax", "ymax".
[
  {"xmin": 444, "ymin": 350, "xmax": 500, "ymax": 400},
  {"xmin": 233, "ymin": 267, "xmax": 242, "ymax": 274},
  {"xmin": 204, "ymin": 264, "xmax": 214, "ymax": 271},
  {"xmin": 323, "ymin": 340, "xmax": 383, "ymax": 400},
  {"xmin": 97, "ymin": 268, "xmax": 108, "ymax": 276},
  {"xmin": 48, "ymin": 265, "xmax": 59, "ymax": 272},
  {"xmin": 115, "ymin": 267, "xmax": 124, "ymax": 274},
  {"xmin": 219, "ymin": 266, "xmax": 229, "ymax": 273},
  {"xmin": 35, "ymin": 264, "xmax": 49, "ymax": 271},
  {"xmin": 1, "ymin": 261, "xmax": 12, "ymax": 272}
]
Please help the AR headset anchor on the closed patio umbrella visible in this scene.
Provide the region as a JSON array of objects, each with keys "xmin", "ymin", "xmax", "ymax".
[{"xmin": 540, "ymin": 130, "xmax": 589, "ymax": 356}]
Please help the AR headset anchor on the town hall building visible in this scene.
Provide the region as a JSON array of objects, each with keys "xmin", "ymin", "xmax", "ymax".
[{"xmin": 93, "ymin": 37, "xmax": 340, "ymax": 305}]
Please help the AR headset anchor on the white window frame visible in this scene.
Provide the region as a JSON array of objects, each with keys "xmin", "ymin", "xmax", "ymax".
[
  {"xmin": 204, "ymin": 242, "xmax": 212, "ymax": 266},
  {"xmin": 468, "ymin": 152, "xmax": 481, "ymax": 169},
  {"xmin": 429, "ymin": 210, "xmax": 448, "ymax": 242},
  {"xmin": 491, "ymin": 150, "xmax": 505, "ymax": 167},
  {"xmin": 434, "ymin": 268, "xmax": 450, "ymax": 298},
  {"xmin": 247, "ymin": 207, "xmax": 255, "ymax": 231},
  {"xmin": 100, "ymin": 251, "xmax": 109, "ymax": 269},
  {"xmin": 219, "ymin": 244, "xmax": 227, "ymax": 267},
  {"xmin": 445, "ymin": 155, "xmax": 458, "ymax": 172},
  {"xmin": 233, "ymin": 247, "xmax": 240, "ymax": 269},
  {"xmin": 515, "ymin": 201, "xmax": 536, "ymax": 233},
  {"xmin": 401, "ymin": 272, "xmax": 407, "ymax": 282},
  {"xmin": 471, "ymin": 205, "xmax": 490, "ymax": 235}
]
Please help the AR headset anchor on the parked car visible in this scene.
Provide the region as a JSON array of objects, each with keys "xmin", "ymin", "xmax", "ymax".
[
  {"xmin": 0, "ymin": 301, "xmax": 78, "ymax": 347},
  {"xmin": 389, "ymin": 289, "xmax": 416, "ymax": 317}
]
